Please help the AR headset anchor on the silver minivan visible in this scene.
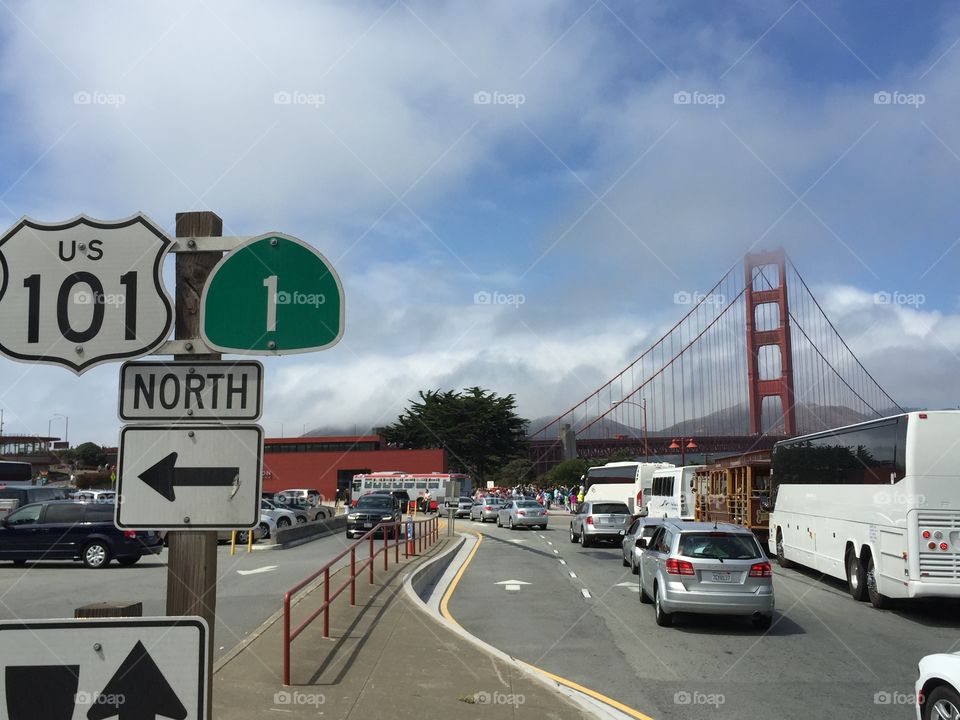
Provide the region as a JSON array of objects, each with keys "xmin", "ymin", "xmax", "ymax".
[{"xmin": 638, "ymin": 520, "xmax": 774, "ymax": 629}]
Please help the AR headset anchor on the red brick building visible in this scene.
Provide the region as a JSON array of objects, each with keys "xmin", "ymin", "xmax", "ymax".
[{"xmin": 261, "ymin": 435, "xmax": 446, "ymax": 501}]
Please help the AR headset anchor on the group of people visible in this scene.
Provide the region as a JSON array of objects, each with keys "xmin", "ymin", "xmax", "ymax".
[{"xmin": 478, "ymin": 484, "xmax": 586, "ymax": 510}]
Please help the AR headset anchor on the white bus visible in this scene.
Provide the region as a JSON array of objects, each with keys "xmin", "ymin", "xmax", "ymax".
[
  {"xmin": 351, "ymin": 472, "xmax": 472, "ymax": 510},
  {"xmin": 583, "ymin": 462, "xmax": 674, "ymax": 513},
  {"xmin": 768, "ymin": 411, "xmax": 960, "ymax": 608},
  {"xmin": 645, "ymin": 465, "xmax": 705, "ymax": 520}
]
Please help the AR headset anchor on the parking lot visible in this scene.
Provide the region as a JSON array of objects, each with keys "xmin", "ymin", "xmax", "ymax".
[{"xmin": 445, "ymin": 515, "xmax": 960, "ymax": 720}]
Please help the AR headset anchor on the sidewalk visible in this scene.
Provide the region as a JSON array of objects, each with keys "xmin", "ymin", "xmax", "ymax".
[{"xmin": 213, "ymin": 535, "xmax": 592, "ymax": 720}]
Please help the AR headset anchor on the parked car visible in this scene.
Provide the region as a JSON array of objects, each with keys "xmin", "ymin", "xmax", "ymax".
[
  {"xmin": 277, "ymin": 499, "xmax": 329, "ymax": 522},
  {"xmin": 453, "ymin": 496, "xmax": 474, "ymax": 518},
  {"xmin": 916, "ymin": 652, "xmax": 960, "ymax": 720},
  {"xmin": 470, "ymin": 498, "xmax": 502, "ymax": 522},
  {"xmin": 621, "ymin": 517, "xmax": 665, "ymax": 574},
  {"xmin": 217, "ymin": 522, "xmax": 269, "ymax": 545},
  {"xmin": 638, "ymin": 520, "xmax": 774, "ymax": 629},
  {"xmin": 0, "ymin": 500, "xmax": 162, "ymax": 568},
  {"xmin": 569, "ymin": 500, "xmax": 632, "ymax": 547},
  {"xmin": 0, "ymin": 484, "xmax": 71, "ymax": 512},
  {"xmin": 276, "ymin": 488, "xmax": 322, "ymax": 507},
  {"xmin": 263, "ymin": 498, "xmax": 310, "ymax": 524},
  {"xmin": 346, "ymin": 495, "xmax": 402, "ymax": 539},
  {"xmin": 497, "ymin": 500, "xmax": 548, "ymax": 530},
  {"xmin": 260, "ymin": 499, "xmax": 297, "ymax": 529}
]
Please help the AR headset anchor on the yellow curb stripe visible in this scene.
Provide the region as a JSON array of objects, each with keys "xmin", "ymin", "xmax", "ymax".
[{"xmin": 439, "ymin": 528, "xmax": 655, "ymax": 720}]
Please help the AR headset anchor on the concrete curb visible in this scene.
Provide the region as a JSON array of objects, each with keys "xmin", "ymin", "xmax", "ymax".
[{"xmin": 403, "ymin": 531, "xmax": 635, "ymax": 720}]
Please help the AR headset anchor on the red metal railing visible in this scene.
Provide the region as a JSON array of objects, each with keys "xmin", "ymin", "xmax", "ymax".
[{"xmin": 282, "ymin": 515, "xmax": 440, "ymax": 685}]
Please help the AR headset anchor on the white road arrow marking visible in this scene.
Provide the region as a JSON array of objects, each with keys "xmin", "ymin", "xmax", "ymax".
[
  {"xmin": 581, "ymin": 588, "xmax": 592, "ymax": 599},
  {"xmin": 237, "ymin": 565, "xmax": 278, "ymax": 576},
  {"xmin": 495, "ymin": 579, "xmax": 531, "ymax": 592},
  {"xmin": 614, "ymin": 582, "xmax": 635, "ymax": 587}
]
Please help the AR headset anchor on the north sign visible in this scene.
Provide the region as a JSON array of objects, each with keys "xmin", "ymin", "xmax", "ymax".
[
  {"xmin": 0, "ymin": 214, "xmax": 173, "ymax": 374},
  {"xmin": 116, "ymin": 424, "xmax": 263, "ymax": 530},
  {"xmin": 0, "ymin": 616, "xmax": 208, "ymax": 720},
  {"xmin": 119, "ymin": 360, "xmax": 263, "ymax": 422},
  {"xmin": 200, "ymin": 233, "xmax": 344, "ymax": 355}
]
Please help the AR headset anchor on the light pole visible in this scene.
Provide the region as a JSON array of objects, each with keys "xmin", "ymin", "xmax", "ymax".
[
  {"xmin": 48, "ymin": 414, "xmax": 68, "ymax": 447},
  {"xmin": 611, "ymin": 398, "xmax": 648, "ymax": 460},
  {"xmin": 668, "ymin": 437, "xmax": 698, "ymax": 466}
]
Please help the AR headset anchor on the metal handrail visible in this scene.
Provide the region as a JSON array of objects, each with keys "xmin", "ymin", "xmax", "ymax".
[{"xmin": 282, "ymin": 514, "xmax": 439, "ymax": 685}]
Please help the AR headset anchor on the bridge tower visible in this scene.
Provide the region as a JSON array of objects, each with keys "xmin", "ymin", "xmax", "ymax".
[{"xmin": 744, "ymin": 250, "xmax": 796, "ymax": 436}]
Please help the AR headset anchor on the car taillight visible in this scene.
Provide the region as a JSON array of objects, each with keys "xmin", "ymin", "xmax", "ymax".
[
  {"xmin": 665, "ymin": 558, "xmax": 695, "ymax": 575},
  {"xmin": 922, "ymin": 530, "xmax": 931, "ymax": 539},
  {"xmin": 636, "ymin": 491, "xmax": 643, "ymax": 507},
  {"xmin": 586, "ymin": 516, "xmax": 593, "ymax": 525},
  {"xmin": 485, "ymin": 506, "xmax": 492, "ymax": 511},
  {"xmin": 517, "ymin": 511, "xmax": 525, "ymax": 517},
  {"xmin": 929, "ymin": 542, "xmax": 937, "ymax": 550},
  {"xmin": 749, "ymin": 561, "xmax": 772, "ymax": 577},
  {"xmin": 941, "ymin": 542, "xmax": 950, "ymax": 551},
  {"xmin": 123, "ymin": 530, "xmax": 136, "ymax": 539}
]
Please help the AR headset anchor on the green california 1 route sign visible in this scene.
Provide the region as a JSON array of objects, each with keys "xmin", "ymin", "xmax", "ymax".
[{"xmin": 200, "ymin": 233, "xmax": 344, "ymax": 355}]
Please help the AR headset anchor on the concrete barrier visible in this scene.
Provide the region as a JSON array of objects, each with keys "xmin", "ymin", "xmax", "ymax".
[{"xmin": 272, "ymin": 515, "xmax": 347, "ymax": 549}]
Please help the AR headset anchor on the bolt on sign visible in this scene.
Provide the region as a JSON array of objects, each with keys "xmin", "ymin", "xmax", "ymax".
[
  {"xmin": 200, "ymin": 233, "xmax": 344, "ymax": 355},
  {"xmin": 0, "ymin": 214, "xmax": 173, "ymax": 373}
]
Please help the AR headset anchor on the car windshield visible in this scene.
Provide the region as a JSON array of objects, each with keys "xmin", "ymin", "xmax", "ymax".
[
  {"xmin": 679, "ymin": 533, "xmax": 762, "ymax": 560},
  {"xmin": 356, "ymin": 498, "xmax": 394, "ymax": 510},
  {"xmin": 592, "ymin": 503, "xmax": 630, "ymax": 515},
  {"xmin": 517, "ymin": 501, "xmax": 541, "ymax": 508}
]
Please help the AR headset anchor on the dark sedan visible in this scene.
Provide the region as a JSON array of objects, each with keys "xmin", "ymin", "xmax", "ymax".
[{"xmin": 0, "ymin": 500, "xmax": 163, "ymax": 568}]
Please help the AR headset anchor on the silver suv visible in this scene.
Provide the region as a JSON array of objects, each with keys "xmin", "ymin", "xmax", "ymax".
[
  {"xmin": 638, "ymin": 520, "xmax": 774, "ymax": 629},
  {"xmin": 569, "ymin": 500, "xmax": 632, "ymax": 547}
]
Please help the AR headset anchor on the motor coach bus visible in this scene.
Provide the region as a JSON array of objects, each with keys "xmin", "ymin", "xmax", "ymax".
[
  {"xmin": 351, "ymin": 472, "xmax": 472, "ymax": 511},
  {"xmin": 768, "ymin": 411, "xmax": 960, "ymax": 608},
  {"xmin": 582, "ymin": 462, "xmax": 674, "ymax": 514}
]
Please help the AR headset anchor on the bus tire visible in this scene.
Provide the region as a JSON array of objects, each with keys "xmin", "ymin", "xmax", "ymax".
[
  {"xmin": 845, "ymin": 549, "xmax": 867, "ymax": 602},
  {"xmin": 865, "ymin": 556, "xmax": 891, "ymax": 609},
  {"xmin": 775, "ymin": 528, "xmax": 792, "ymax": 569}
]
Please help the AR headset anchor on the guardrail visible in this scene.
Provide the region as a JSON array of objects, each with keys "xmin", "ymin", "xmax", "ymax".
[{"xmin": 282, "ymin": 514, "xmax": 440, "ymax": 685}]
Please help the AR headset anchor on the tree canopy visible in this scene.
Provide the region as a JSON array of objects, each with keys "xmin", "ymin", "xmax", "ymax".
[{"xmin": 377, "ymin": 387, "xmax": 527, "ymax": 482}]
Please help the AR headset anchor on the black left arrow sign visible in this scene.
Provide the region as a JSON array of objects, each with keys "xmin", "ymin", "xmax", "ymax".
[
  {"xmin": 138, "ymin": 452, "xmax": 239, "ymax": 502},
  {"xmin": 86, "ymin": 640, "xmax": 186, "ymax": 720}
]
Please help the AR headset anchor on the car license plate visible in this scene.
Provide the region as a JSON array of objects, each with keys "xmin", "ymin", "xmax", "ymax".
[
  {"xmin": 710, "ymin": 572, "xmax": 733, "ymax": 583},
  {"xmin": 363, "ymin": 522, "xmax": 373, "ymax": 529}
]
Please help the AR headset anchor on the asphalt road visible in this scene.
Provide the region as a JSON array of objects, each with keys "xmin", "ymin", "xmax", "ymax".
[
  {"xmin": 0, "ymin": 533, "xmax": 358, "ymax": 660},
  {"xmin": 446, "ymin": 513, "xmax": 960, "ymax": 720}
]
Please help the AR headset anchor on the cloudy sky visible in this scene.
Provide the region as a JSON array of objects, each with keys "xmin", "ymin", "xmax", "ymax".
[{"xmin": 0, "ymin": 0, "xmax": 958, "ymax": 445}]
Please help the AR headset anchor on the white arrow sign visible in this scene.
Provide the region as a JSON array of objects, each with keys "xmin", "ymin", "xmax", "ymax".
[
  {"xmin": 0, "ymin": 213, "xmax": 173, "ymax": 373},
  {"xmin": 237, "ymin": 565, "xmax": 277, "ymax": 576}
]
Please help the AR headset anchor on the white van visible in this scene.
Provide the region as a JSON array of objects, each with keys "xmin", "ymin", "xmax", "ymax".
[
  {"xmin": 645, "ymin": 465, "xmax": 705, "ymax": 520},
  {"xmin": 583, "ymin": 462, "xmax": 675, "ymax": 514}
]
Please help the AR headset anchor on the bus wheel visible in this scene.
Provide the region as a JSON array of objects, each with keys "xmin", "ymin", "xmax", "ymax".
[
  {"xmin": 845, "ymin": 550, "xmax": 867, "ymax": 602},
  {"xmin": 775, "ymin": 529, "xmax": 792, "ymax": 569},
  {"xmin": 865, "ymin": 556, "xmax": 890, "ymax": 609}
]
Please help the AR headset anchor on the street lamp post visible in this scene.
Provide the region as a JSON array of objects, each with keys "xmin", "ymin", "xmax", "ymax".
[
  {"xmin": 48, "ymin": 414, "xmax": 69, "ymax": 448},
  {"xmin": 611, "ymin": 398, "xmax": 648, "ymax": 460},
  {"xmin": 668, "ymin": 437, "xmax": 698, "ymax": 466}
]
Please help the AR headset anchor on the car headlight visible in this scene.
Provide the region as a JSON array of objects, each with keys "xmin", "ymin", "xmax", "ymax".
[
  {"xmin": 347, "ymin": 513, "xmax": 358, "ymax": 520},
  {"xmin": 381, "ymin": 515, "xmax": 394, "ymax": 520}
]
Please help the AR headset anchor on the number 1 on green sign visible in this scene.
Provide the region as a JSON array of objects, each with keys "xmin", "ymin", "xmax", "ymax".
[{"xmin": 263, "ymin": 275, "xmax": 277, "ymax": 332}]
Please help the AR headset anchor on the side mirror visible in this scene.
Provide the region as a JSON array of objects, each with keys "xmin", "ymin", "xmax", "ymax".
[{"xmin": 619, "ymin": 529, "xmax": 626, "ymax": 536}]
